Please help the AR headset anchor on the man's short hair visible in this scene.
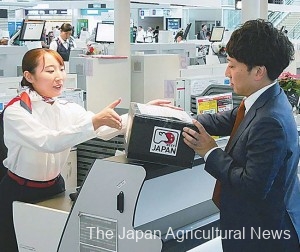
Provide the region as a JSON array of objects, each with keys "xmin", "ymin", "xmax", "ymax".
[{"xmin": 226, "ymin": 19, "xmax": 294, "ymax": 81}]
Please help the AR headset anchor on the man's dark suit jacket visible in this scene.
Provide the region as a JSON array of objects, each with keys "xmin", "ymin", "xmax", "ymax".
[{"xmin": 196, "ymin": 84, "xmax": 300, "ymax": 251}]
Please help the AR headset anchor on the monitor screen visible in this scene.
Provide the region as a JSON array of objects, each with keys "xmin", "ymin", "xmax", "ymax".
[
  {"xmin": 95, "ymin": 23, "xmax": 114, "ymax": 43},
  {"xmin": 209, "ymin": 27, "xmax": 225, "ymax": 42},
  {"xmin": 19, "ymin": 19, "xmax": 45, "ymax": 41},
  {"xmin": 0, "ymin": 9, "xmax": 7, "ymax": 18},
  {"xmin": 166, "ymin": 18, "xmax": 181, "ymax": 30}
]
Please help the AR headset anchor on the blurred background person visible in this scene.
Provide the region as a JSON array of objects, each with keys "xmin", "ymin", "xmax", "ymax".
[
  {"xmin": 132, "ymin": 26, "xmax": 137, "ymax": 43},
  {"xmin": 153, "ymin": 26, "xmax": 159, "ymax": 43},
  {"xmin": 53, "ymin": 25, "xmax": 60, "ymax": 38},
  {"xmin": 47, "ymin": 31, "xmax": 54, "ymax": 45},
  {"xmin": 144, "ymin": 27, "xmax": 153, "ymax": 43},
  {"xmin": 50, "ymin": 23, "xmax": 76, "ymax": 61},
  {"xmin": 136, "ymin": 26, "xmax": 145, "ymax": 43},
  {"xmin": 197, "ymin": 24, "xmax": 208, "ymax": 40},
  {"xmin": 206, "ymin": 31, "xmax": 211, "ymax": 40},
  {"xmin": 175, "ymin": 30, "xmax": 184, "ymax": 43}
]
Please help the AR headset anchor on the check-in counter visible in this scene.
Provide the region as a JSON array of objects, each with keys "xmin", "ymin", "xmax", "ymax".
[
  {"xmin": 131, "ymin": 43, "xmax": 197, "ymax": 59},
  {"xmin": 13, "ymin": 151, "xmax": 222, "ymax": 252}
]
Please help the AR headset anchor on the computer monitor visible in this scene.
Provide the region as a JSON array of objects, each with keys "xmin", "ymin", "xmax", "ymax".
[
  {"xmin": 182, "ymin": 23, "xmax": 192, "ymax": 40},
  {"xmin": 19, "ymin": 19, "xmax": 45, "ymax": 41},
  {"xmin": 209, "ymin": 27, "xmax": 225, "ymax": 42},
  {"xmin": 0, "ymin": 9, "xmax": 7, "ymax": 18},
  {"xmin": 166, "ymin": 18, "xmax": 181, "ymax": 30},
  {"xmin": 95, "ymin": 23, "xmax": 114, "ymax": 43}
]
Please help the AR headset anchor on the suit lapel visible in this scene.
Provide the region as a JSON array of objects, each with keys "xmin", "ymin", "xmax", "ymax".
[{"xmin": 226, "ymin": 83, "xmax": 281, "ymax": 152}]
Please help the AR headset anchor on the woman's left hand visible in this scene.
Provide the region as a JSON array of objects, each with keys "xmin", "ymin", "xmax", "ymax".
[{"xmin": 147, "ymin": 99, "xmax": 183, "ymax": 110}]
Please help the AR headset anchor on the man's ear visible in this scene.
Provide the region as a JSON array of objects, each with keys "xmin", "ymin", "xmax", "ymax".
[
  {"xmin": 23, "ymin": 71, "xmax": 33, "ymax": 83},
  {"xmin": 254, "ymin": 65, "xmax": 266, "ymax": 81}
]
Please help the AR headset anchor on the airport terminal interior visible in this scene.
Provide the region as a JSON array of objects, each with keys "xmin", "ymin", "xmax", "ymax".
[{"xmin": 0, "ymin": 0, "xmax": 299, "ymax": 251}]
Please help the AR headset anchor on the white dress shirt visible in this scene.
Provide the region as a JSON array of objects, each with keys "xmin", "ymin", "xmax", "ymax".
[
  {"xmin": 136, "ymin": 29, "xmax": 146, "ymax": 43},
  {"xmin": 3, "ymin": 89, "xmax": 126, "ymax": 181},
  {"xmin": 204, "ymin": 81, "xmax": 277, "ymax": 161},
  {"xmin": 49, "ymin": 36, "xmax": 76, "ymax": 51}
]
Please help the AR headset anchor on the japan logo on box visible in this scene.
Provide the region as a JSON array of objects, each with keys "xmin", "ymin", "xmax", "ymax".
[{"xmin": 150, "ymin": 126, "xmax": 180, "ymax": 156}]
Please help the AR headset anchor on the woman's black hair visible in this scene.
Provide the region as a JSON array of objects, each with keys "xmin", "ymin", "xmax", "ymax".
[{"xmin": 60, "ymin": 23, "xmax": 73, "ymax": 33}]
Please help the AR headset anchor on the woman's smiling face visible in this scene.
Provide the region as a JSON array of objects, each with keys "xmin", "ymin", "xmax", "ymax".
[{"xmin": 24, "ymin": 53, "xmax": 66, "ymax": 98}]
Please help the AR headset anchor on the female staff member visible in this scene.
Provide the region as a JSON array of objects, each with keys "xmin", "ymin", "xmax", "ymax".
[
  {"xmin": 0, "ymin": 48, "xmax": 174, "ymax": 251},
  {"xmin": 49, "ymin": 23, "xmax": 76, "ymax": 61}
]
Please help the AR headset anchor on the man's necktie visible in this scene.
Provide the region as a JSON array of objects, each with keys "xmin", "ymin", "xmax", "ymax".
[{"xmin": 212, "ymin": 99, "xmax": 246, "ymax": 209}]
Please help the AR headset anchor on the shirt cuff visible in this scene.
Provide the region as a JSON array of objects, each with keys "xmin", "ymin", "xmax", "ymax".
[
  {"xmin": 203, "ymin": 147, "xmax": 220, "ymax": 161},
  {"xmin": 95, "ymin": 113, "xmax": 127, "ymax": 141}
]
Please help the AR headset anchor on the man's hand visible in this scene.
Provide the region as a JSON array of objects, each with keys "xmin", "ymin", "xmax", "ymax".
[{"xmin": 183, "ymin": 119, "xmax": 217, "ymax": 157}]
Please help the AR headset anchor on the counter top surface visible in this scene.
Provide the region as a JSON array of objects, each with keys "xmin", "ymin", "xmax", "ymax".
[{"xmin": 36, "ymin": 190, "xmax": 74, "ymax": 212}]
